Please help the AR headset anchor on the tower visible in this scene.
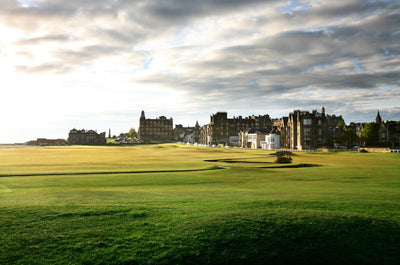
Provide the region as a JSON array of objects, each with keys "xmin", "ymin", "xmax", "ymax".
[
  {"xmin": 139, "ymin": 110, "xmax": 146, "ymax": 140},
  {"xmin": 376, "ymin": 111, "xmax": 382, "ymax": 124}
]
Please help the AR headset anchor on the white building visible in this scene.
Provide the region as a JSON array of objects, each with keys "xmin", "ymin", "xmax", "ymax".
[
  {"xmin": 239, "ymin": 128, "xmax": 270, "ymax": 149},
  {"xmin": 261, "ymin": 133, "xmax": 280, "ymax": 150},
  {"xmin": 248, "ymin": 133, "xmax": 268, "ymax": 149}
]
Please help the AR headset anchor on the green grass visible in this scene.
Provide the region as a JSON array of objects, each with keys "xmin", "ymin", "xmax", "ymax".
[{"xmin": 0, "ymin": 144, "xmax": 399, "ymax": 264}]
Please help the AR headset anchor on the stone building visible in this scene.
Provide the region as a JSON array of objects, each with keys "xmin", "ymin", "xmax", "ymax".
[
  {"xmin": 273, "ymin": 117, "xmax": 289, "ymax": 148},
  {"xmin": 68, "ymin": 129, "xmax": 106, "ymax": 145},
  {"xmin": 274, "ymin": 107, "xmax": 344, "ymax": 150},
  {"xmin": 375, "ymin": 111, "xmax": 400, "ymax": 147},
  {"xmin": 347, "ymin": 122, "xmax": 364, "ymax": 146},
  {"xmin": 347, "ymin": 112, "xmax": 400, "ymax": 148},
  {"xmin": 199, "ymin": 124, "xmax": 213, "ymax": 145},
  {"xmin": 174, "ymin": 121, "xmax": 201, "ymax": 143},
  {"xmin": 199, "ymin": 112, "xmax": 272, "ymax": 145},
  {"xmin": 138, "ymin": 111, "xmax": 173, "ymax": 142}
]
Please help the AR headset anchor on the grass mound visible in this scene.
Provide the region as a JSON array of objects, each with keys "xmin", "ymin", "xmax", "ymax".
[
  {"xmin": 1, "ymin": 205, "xmax": 398, "ymax": 265},
  {"xmin": 275, "ymin": 154, "xmax": 293, "ymax": 163},
  {"xmin": 270, "ymin": 151, "xmax": 296, "ymax": 156},
  {"xmin": 170, "ymin": 213, "xmax": 400, "ymax": 265}
]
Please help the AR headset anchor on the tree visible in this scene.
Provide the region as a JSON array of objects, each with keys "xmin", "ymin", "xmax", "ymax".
[
  {"xmin": 337, "ymin": 120, "xmax": 346, "ymax": 129},
  {"xmin": 339, "ymin": 128, "xmax": 357, "ymax": 148},
  {"xmin": 128, "ymin": 128, "xmax": 137, "ymax": 138},
  {"xmin": 362, "ymin": 123, "xmax": 380, "ymax": 146}
]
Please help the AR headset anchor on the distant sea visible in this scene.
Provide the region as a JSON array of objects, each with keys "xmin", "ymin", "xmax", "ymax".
[{"xmin": 0, "ymin": 144, "xmax": 25, "ymax": 148}]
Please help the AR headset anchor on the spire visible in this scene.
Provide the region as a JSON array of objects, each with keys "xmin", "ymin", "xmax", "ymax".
[
  {"xmin": 376, "ymin": 110, "xmax": 382, "ymax": 124},
  {"xmin": 321, "ymin": 106, "xmax": 325, "ymax": 115},
  {"xmin": 140, "ymin": 110, "xmax": 145, "ymax": 119},
  {"xmin": 108, "ymin": 128, "xmax": 111, "ymax": 138},
  {"xmin": 195, "ymin": 120, "xmax": 200, "ymax": 128}
]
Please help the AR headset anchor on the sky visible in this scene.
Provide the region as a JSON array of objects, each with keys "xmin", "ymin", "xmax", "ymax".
[{"xmin": 1, "ymin": 0, "xmax": 399, "ymax": 143}]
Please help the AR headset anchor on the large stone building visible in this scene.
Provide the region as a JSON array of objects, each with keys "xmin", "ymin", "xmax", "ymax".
[
  {"xmin": 375, "ymin": 111, "xmax": 400, "ymax": 147},
  {"xmin": 199, "ymin": 112, "xmax": 272, "ymax": 145},
  {"xmin": 138, "ymin": 111, "xmax": 174, "ymax": 142},
  {"xmin": 68, "ymin": 129, "xmax": 106, "ymax": 145},
  {"xmin": 346, "ymin": 112, "xmax": 400, "ymax": 148},
  {"xmin": 273, "ymin": 107, "xmax": 344, "ymax": 150}
]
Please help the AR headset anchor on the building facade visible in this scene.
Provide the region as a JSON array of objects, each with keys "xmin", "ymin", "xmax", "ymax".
[
  {"xmin": 138, "ymin": 111, "xmax": 174, "ymax": 142},
  {"xmin": 239, "ymin": 128, "xmax": 270, "ymax": 148},
  {"xmin": 274, "ymin": 107, "xmax": 344, "ymax": 150},
  {"xmin": 375, "ymin": 111, "xmax": 400, "ymax": 147},
  {"xmin": 174, "ymin": 121, "xmax": 201, "ymax": 143},
  {"xmin": 262, "ymin": 129, "xmax": 281, "ymax": 150},
  {"xmin": 199, "ymin": 112, "xmax": 272, "ymax": 145},
  {"xmin": 68, "ymin": 129, "xmax": 106, "ymax": 145}
]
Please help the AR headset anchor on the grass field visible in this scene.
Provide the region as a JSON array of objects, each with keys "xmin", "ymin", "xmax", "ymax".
[{"xmin": 0, "ymin": 144, "xmax": 399, "ymax": 264}]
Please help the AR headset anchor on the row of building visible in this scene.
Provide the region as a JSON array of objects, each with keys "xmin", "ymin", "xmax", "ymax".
[
  {"xmin": 27, "ymin": 108, "xmax": 398, "ymax": 149},
  {"xmin": 137, "ymin": 108, "xmax": 400, "ymax": 150}
]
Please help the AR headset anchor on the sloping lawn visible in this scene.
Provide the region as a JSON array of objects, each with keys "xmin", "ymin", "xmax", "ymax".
[{"xmin": 0, "ymin": 144, "xmax": 399, "ymax": 264}]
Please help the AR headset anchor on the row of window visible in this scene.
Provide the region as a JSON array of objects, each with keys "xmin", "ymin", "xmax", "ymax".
[
  {"xmin": 143, "ymin": 125, "xmax": 172, "ymax": 129},
  {"xmin": 303, "ymin": 119, "xmax": 322, "ymax": 125},
  {"xmin": 144, "ymin": 131, "xmax": 171, "ymax": 135},
  {"xmin": 215, "ymin": 122, "xmax": 257, "ymax": 126},
  {"xmin": 144, "ymin": 129, "xmax": 172, "ymax": 133},
  {"xmin": 303, "ymin": 128, "xmax": 323, "ymax": 135},
  {"xmin": 144, "ymin": 121, "xmax": 172, "ymax": 125}
]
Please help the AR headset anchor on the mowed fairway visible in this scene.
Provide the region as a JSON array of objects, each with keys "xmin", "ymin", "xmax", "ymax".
[{"xmin": 0, "ymin": 144, "xmax": 399, "ymax": 264}]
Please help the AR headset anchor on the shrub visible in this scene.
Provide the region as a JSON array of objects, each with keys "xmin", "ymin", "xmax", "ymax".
[
  {"xmin": 359, "ymin": 149, "xmax": 369, "ymax": 153},
  {"xmin": 275, "ymin": 155, "xmax": 292, "ymax": 163}
]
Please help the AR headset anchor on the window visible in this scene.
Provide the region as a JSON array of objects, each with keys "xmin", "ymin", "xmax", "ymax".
[
  {"xmin": 304, "ymin": 128, "xmax": 311, "ymax": 135},
  {"xmin": 318, "ymin": 120, "xmax": 321, "ymax": 125},
  {"xmin": 318, "ymin": 129, "xmax": 322, "ymax": 136},
  {"xmin": 303, "ymin": 119, "xmax": 312, "ymax": 125}
]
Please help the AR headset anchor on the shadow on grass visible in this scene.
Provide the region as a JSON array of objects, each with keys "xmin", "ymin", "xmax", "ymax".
[
  {"xmin": 1, "ymin": 206, "xmax": 399, "ymax": 265},
  {"xmin": 204, "ymin": 158, "xmax": 272, "ymax": 164},
  {"xmin": 259, "ymin": 163, "xmax": 320, "ymax": 169},
  {"xmin": 157, "ymin": 213, "xmax": 400, "ymax": 265},
  {"xmin": 204, "ymin": 158, "xmax": 320, "ymax": 169},
  {"xmin": 0, "ymin": 166, "xmax": 223, "ymax": 178}
]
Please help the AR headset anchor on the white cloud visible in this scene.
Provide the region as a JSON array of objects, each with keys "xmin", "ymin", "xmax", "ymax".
[{"xmin": 0, "ymin": 0, "xmax": 399, "ymax": 142}]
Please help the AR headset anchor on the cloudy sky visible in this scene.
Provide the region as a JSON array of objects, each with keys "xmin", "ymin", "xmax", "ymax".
[{"xmin": 1, "ymin": 0, "xmax": 399, "ymax": 143}]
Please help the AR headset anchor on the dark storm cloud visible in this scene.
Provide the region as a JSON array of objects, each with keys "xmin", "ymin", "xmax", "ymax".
[
  {"xmin": 0, "ymin": 0, "xmax": 271, "ymax": 30},
  {"xmin": 136, "ymin": 12, "xmax": 399, "ymax": 96},
  {"xmin": 152, "ymin": 1, "xmax": 399, "ymax": 98},
  {"xmin": 142, "ymin": 0, "xmax": 271, "ymax": 21},
  {"xmin": 303, "ymin": 0, "xmax": 396, "ymax": 18}
]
